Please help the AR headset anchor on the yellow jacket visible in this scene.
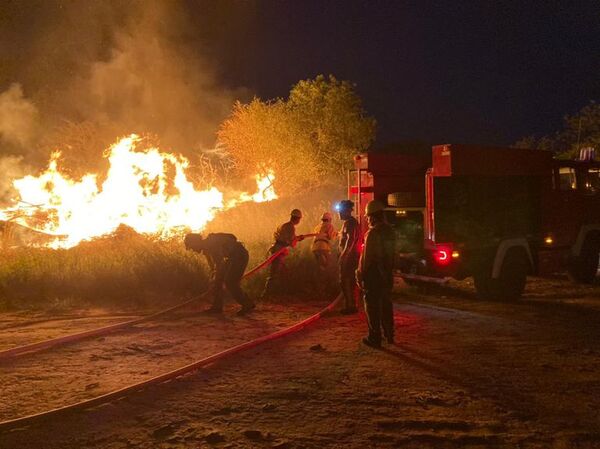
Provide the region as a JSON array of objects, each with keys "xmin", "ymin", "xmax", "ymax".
[{"xmin": 311, "ymin": 222, "xmax": 338, "ymax": 252}]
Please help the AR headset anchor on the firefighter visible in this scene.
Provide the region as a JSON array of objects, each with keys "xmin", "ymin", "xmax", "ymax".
[
  {"xmin": 338, "ymin": 200, "xmax": 361, "ymax": 314},
  {"xmin": 311, "ymin": 212, "xmax": 338, "ymax": 271},
  {"xmin": 261, "ymin": 209, "xmax": 304, "ymax": 298},
  {"xmin": 356, "ymin": 200, "xmax": 396, "ymax": 348},
  {"xmin": 184, "ymin": 232, "xmax": 255, "ymax": 315}
]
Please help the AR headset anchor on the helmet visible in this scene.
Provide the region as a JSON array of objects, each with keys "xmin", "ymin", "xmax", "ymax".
[
  {"xmin": 365, "ymin": 200, "xmax": 385, "ymax": 216},
  {"xmin": 321, "ymin": 212, "xmax": 332, "ymax": 221},
  {"xmin": 290, "ymin": 208, "xmax": 303, "ymax": 218},
  {"xmin": 337, "ymin": 199, "xmax": 354, "ymax": 211}
]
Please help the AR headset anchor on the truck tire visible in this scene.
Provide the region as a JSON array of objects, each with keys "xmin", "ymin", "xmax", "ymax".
[
  {"xmin": 568, "ymin": 234, "xmax": 600, "ymax": 284},
  {"xmin": 387, "ymin": 192, "xmax": 422, "ymax": 207},
  {"xmin": 474, "ymin": 248, "xmax": 529, "ymax": 301}
]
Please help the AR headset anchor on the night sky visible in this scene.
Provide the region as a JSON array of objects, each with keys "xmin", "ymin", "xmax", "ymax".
[
  {"xmin": 195, "ymin": 0, "xmax": 600, "ymax": 147},
  {"xmin": 1, "ymin": 1, "xmax": 599, "ymax": 151}
]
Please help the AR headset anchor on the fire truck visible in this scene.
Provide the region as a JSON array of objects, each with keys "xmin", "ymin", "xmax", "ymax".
[{"xmin": 349, "ymin": 144, "xmax": 600, "ymax": 300}]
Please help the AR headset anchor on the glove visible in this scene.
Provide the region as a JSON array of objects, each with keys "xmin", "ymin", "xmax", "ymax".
[{"xmin": 292, "ymin": 235, "xmax": 304, "ymax": 247}]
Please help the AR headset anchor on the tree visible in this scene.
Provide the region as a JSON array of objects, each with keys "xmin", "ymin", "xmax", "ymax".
[
  {"xmin": 515, "ymin": 102, "xmax": 600, "ymax": 158},
  {"xmin": 217, "ymin": 75, "xmax": 376, "ymax": 195},
  {"xmin": 288, "ymin": 75, "xmax": 376, "ymax": 178},
  {"xmin": 217, "ymin": 98, "xmax": 320, "ymax": 195}
]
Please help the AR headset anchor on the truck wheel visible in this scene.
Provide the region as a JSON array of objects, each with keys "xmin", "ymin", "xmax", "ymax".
[
  {"xmin": 568, "ymin": 234, "xmax": 600, "ymax": 284},
  {"xmin": 474, "ymin": 249, "xmax": 529, "ymax": 301}
]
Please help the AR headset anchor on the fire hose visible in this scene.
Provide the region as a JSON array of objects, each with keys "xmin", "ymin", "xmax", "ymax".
[
  {"xmin": 0, "ymin": 294, "xmax": 341, "ymax": 431},
  {"xmin": 243, "ymin": 233, "xmax": 317, "ymax": 278},
  {"xmin": 0, "ymin": 235, "xmax": 317, "ymax": 361}
]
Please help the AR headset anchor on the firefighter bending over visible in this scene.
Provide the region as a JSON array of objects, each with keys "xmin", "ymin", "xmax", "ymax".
[
  {"xmin": 356, "ymin": 200, "xmax": 396, "ymax": 348},
  {"xmin": 184, "ymin": 233, "xmax": 255, "ymax": 315},
  {"xmin": 261, "ymin": 209, "xmax": 304, "ymax": 298},
  {"xmin": 311, "ymin": 212, "xmax": 338, "ymax": 271},
  {"xmin": 338, "ymin": 200, "xmax": 361, "ymax": 314}
]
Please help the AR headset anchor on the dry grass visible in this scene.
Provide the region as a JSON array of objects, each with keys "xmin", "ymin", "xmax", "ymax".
[
  {"xmin": 206, "ymin": 187, "xmax": 345, "ymax": 300},
  {"xmin": 0, "ymin": 233, "xmax": 208, "ymax": 311},
  {"xmin": 0, "ymin": 189, "xmax": 346, "ymax": 311}
]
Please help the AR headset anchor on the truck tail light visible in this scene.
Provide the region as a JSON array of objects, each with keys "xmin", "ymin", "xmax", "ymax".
[{"xmin": 432, "ymin": 243, "xmax": 454, "ymax": 266}]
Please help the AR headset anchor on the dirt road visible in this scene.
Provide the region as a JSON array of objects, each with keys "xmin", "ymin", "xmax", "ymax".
[{"xmin": 1, "ymin": 278, "xmax": 599, "ymax": 448}]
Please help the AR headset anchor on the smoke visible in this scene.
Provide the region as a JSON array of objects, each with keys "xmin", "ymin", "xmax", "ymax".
[
  {"xmin": 0, "ymin": 83, "xmax": 39, "ymax": 149},
  {"xmin": 0, "ymin": 155, "xmax": 31, "ymax": 204},
  {"xmin": 0, "ymin": 84, "xmax": 38, "ymax": 204},
  {"xmin": 0, "ymin": 0, "xmax": 249, "ymax": 171}
]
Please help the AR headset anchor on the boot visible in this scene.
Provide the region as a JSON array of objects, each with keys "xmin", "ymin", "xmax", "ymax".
[{"xmin": 362, "ymin": 336, "xmax": 381, "ymax": 349}]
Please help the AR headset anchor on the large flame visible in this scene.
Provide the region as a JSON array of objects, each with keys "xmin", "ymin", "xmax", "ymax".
[{"xmin": 0, "ymin": 135, "xmax": 277, "ymax": 248}]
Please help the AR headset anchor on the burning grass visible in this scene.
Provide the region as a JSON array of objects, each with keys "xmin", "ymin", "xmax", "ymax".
[
  {"xmin": 0, "ymin": 135, "xmax": 277, "ymax": 249},
  {"xmin": 0, "ymin": 189, "xmax": 346, "ymax": 311},
  {"xmin": 0, "ymin": 230, "xmax": 209, "ymax": 311}
]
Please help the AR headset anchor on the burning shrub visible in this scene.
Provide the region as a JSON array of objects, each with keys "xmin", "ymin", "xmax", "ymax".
[{"xmin": 0, "ymin": 134, "xmax": 277, "ymax": 249}]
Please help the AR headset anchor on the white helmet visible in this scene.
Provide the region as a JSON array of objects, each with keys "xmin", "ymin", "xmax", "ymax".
[{"xmin": 365, "ymin": 200, "xmax": 385, "ymax": 216}]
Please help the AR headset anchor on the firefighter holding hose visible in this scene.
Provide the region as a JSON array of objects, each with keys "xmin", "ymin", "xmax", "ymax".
[
  {"xmin": 184, "ymin": 233, "xmax": 256, "ymax": 316},
  {"xmin": 356, "ymin": 200, "xmax": 396, "ymax": 348},
  {"xmin": 260, "ymin": 209, "xmax": 305, "ymax": 299},
  {"xmin": 311, "ymin": 212, "xmax": 338, "ymax": 270}
]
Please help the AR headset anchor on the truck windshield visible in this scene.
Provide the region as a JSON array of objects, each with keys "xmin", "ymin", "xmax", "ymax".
[
  {"xmin": 559, "ymin": 167, "xmax": 577, "ymax": 191},
  {"xmin": 582, "ymin": 168, "xmax": 600, "ymax": 194},
  {"xmin": 384, "ymin": 209, "xmax": 423, "ymax": 253}
]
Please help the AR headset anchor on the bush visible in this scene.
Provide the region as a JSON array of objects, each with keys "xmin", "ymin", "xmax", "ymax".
[{"xmin": 0, "ymin": 234, "xmax": 209, "ymax": 310}]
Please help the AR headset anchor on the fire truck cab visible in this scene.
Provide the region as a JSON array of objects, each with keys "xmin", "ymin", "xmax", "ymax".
[{"xmin": 349, "ymin": 145, "xmax": 600, "ymax": 300}]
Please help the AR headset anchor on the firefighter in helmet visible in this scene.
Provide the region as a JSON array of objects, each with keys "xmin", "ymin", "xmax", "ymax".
[
  {"xmin": 311, "ymin": 211, "xmax": 338, "ymax": 270},
  {"xmin": 356, "ymin": 200, "xmax": 396, "ymax": 348},
  {"xmin": 184, "ymin": 233, "xmax": 255, "ymax": 315},
  {"xmin": 338, "ymin": 200, "xmax": 361, "ymax": 314},
  {"xmin": 261, "ymin": 209, "xmax": 304, "ymax": 298}
]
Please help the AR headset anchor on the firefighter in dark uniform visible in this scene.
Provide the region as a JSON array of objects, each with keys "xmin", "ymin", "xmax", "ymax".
[
  {"xmin": 338, "ymin": 200, "xmax": 361, "ymax": 314},
  {"xmin": 356, "ymin": 200, "xmax": 396, "ymax": 348},
  {"xmin": 184, "ymin": 233, "xmax": 255, "ymax": 315},
  {"xmin": 261, "ymin": 209, "xmax": 304, "ymax": 298}
]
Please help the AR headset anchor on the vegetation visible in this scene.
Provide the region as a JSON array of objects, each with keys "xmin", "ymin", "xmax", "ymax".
[
  {"xmin": 0, "ymin": 74, "xmax": 365, "ymax": 311},
  {"xmin": 0, "ymin": 187, "xmax": 345, "ymax": 311},
  {"xmin": 515, "ymin": 102, "xmax": 600, "ymax": 158},
  {"xmin": 0, "ymin": 232, "xmax": 209, "ymax": 311},
  {"xmin": 218, "ymin": 75, "xmax": 376, "ymax": 196},
  {"xmin": 205, "ymin": 186, "xmax": 345, "ymax": 300}
]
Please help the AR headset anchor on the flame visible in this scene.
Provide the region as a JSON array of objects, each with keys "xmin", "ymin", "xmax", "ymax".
[
  {"xmin": 228, "ymin": 170, "xmax": 277, "ymax": 207},
  {"xmin": 0, "ymin": 135, "xmax": 277, "ymax": 248}
]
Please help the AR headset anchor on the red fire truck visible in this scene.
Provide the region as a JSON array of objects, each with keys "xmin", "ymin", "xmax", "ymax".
[{"xmin": 349, "ymin": 144, "xmax": 600, "ymax": 299}]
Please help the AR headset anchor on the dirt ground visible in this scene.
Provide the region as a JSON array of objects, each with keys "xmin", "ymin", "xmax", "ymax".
[{"xmin": 1, "ymin": 277, "xmax": 600, "ymax": 448}]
